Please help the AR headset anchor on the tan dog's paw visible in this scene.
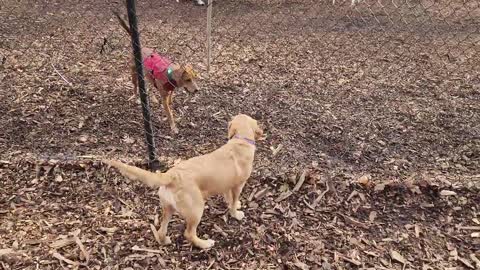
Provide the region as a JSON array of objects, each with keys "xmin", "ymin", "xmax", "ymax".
[
  {"xmin": 197, "ymin": 239, "xmax": 215, "ymax": 249},
  {"xmin": 235, "ymin": 200, "xmax": 242, "ymax": 209},
  {"xmin": 160, "ymin": 236, "xmax": 172, "ymax": 245},
  {"xmin": 171, "ymin": 126, "xmax": 179, "ymax": 134},
  {"xmin": 231, "ymin": 210, "xmax": 245, "ymax": 220}
]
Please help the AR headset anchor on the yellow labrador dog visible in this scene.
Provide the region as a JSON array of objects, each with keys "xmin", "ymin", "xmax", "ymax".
[{"xmin": 103, "ymin": 114, "xmax": 263, "ymax": 249}]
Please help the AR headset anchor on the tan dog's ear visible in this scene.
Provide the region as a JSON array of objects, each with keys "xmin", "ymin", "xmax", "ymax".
[
  {"xmin": 253, "ymin": 120, "xmax": 263, "ymax": 140},
  {"xmin": 227, "ymin": 121, "xmax": 237, "ymax": 139}
]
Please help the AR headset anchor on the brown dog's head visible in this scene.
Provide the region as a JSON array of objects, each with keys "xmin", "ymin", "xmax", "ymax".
[
  {"xmin": 174, "ymin": 63, "xmax": 199, "ymax": 93},
  {"xmin": 228, "ymin": 114, "xmax": 263, "ymax": 140}
]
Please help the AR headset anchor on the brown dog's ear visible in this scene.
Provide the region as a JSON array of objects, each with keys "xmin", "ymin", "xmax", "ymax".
[
  {"xmin": 227, "ymin": 121, "xmax": 236, "ymax": 139},
  {"xmin": 182, "ymin": 64, "xmax": 198, "ymax": 79}
]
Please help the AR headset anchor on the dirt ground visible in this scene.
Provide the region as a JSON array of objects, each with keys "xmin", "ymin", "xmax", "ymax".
[{"xmin": 1, "ymin": 0, "xmax": 479, "ymax": 269}]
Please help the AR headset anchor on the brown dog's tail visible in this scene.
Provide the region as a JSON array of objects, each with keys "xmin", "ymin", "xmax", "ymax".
[
  {"xmin": 112, "ymin": 11, "xmax": 132, "ymax": 36},
  {"xmin": 103, "ymin": 159, "xmax": 173, "ymax": 187}
]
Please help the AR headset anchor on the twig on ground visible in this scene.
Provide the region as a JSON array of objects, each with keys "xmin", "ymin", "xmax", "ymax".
[
  {"xmin": 311, "ymin": 179, "xmax": 330, "ymax": 208},
  {"xmin": 131, "ymin": 245, "xmax": 163, "ymax": 254},
  {"xmin": 51, "ymin": 63, "xmax": 73, "ymax": 86},
  {"xmin": 52, "ymin": 251, "xmax": 79, "ymax": 266}
]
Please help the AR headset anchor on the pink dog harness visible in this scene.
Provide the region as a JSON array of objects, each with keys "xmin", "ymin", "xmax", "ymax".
[{"xmin": 143, "ymin": 53, "xmax": 176, "ymax": 91}]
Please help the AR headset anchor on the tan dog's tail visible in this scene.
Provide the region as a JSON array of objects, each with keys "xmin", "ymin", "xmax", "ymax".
[
  {"xmin": 113, "ymin": 11, "xmax": 132, "ymax": 36},
  {"xmin": 103, "ymin": 159, "xmax": 172, "ymax": 187}
]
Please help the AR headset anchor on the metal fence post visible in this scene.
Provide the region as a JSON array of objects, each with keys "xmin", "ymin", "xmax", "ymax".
[{"xmin": 125, "ymin": 0, "xmax": 160, "ymax": 171}]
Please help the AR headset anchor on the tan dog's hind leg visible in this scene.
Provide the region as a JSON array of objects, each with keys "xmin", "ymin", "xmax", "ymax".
[
  {"xmin": 162, "ymin": 95, "xmax": 178, "ymax": 134},
  {"xmin": 158, "ymin": 204, "xmax": 174, "ymax": 245},
  {"xmin": 176, "ymin": 190, "xmax": 214, "ymax": 249}
]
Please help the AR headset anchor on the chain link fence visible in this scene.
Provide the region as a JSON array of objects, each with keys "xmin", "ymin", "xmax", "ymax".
[{"xmin": 122, "ymin": 0, "xmax": 478, "ymax": 164}]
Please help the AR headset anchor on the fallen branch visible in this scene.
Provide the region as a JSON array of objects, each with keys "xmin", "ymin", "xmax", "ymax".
[{"xmin": 311, "ymin": 179, "xmax": 330, "ymax": 208}]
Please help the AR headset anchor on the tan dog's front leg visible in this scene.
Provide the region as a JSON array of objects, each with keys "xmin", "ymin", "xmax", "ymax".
[
  {"xmin": 161, "ymin": 95, "xmax": 178, "ymax": 134},
  {"xmin": 229, "ymin": 183, "xmax": 246, "ymax": 220},
  {"xmin": 224, "ymin": 190, "xmax": 241, "ymax": 210}
]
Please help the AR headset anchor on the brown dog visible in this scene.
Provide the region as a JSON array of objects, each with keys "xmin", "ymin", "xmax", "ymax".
[
  {"xmin": 114, "ymin": 12, "xmax": 199, "ymax": 134},
  {"xmin": 103, "ymin": 114, "xmax": 263, "ymax": 249}
]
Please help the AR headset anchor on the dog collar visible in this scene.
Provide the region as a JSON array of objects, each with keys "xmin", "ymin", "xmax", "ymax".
[
  {"xmin": 166, "ymin": 67, "xmax": 177, "ymax": 89},
  {"xmin": 232, "ymin": 135, "xmax": 256, "ymax": 146}
]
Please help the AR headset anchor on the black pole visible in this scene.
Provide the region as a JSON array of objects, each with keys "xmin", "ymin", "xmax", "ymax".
[{"xmin": 125, "ymin": 0, "xmax": 160, "ymax": 171}]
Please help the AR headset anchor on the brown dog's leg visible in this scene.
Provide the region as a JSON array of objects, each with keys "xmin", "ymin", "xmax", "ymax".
[
  {"xmin": 130, "ymin": 65, "xmax": 138, "ymax": 98},
  {"xmin": 167, "ymin": 93, "xmax": 173, "ymax": 107},
  {"xmin": 229, "ymin": 183, "xmax": 245, "ymax": 220},
  {"xmin": 158, "ymin": 204, "xmax": 174, "ymax": 245},
  {"xmin": 162, "ymin": 95, "xmax": 178, "ymax": 134}
]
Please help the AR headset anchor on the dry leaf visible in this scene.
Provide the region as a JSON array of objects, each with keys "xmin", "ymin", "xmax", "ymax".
[
  {"xmin": 374, "ymin": 183, "xmax": 386, "ymax": 192},
  {"xmin": 357, "ymin": 174, "xmax": 371, "ymax": 185}
]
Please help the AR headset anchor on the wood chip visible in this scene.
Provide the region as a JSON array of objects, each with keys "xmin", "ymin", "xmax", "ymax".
[
  {"xmin": 271, "ymin": 144, "xmax": 283, "ymax": 156},
  {"xmin": 52, "ymin": 251, "xmax": 79, "ymax": 266},
  {"xmin": 337, "ymin": 254, "xmax": 361, "ymax": 266},
  {"xmin": 213, "ymin": 224, "xmax": 228, "ymax": 237},
  {"xmin": 458, "ymin": 226, "xmax": 480, "ymax": 231},
  {"xmin": 374, "ymin": 183, "xmax": 386, "ymax": 192},
  {"xmin": 275, "ymin": 191, "xmax": 293, "ymax": 202},
  {"xmin": 469, "ymin": 254, "xmax": 480, "ymax": 268},
  {"xmin": 369, "ymin": 211, "xmax": 377, "ymax": 223},
  {"xmin": 340, "ymin": 214, "xmax": 369, "ymax": 229},
  {"xmin": 49, "ymin": 238, "xmax": 76, "ymax": 249},
  {"xmin": 293, "ymin": 258, "xmax": 310, "ymax": 270},
  {"xmin": 254, "ymin": 188, "xmax": 268, "ymax": 199},
  {"xmin": 99, "ymin": 227, "xmax": 118, "ymax": 234},
  {"xmin": 390, "ymin": 249, "xmax": 407, "ymax": 265},
  {"xmin": 0, "ymin": 248, "xmax": 15, "ymax": 256},
  {"xmin": 150, "ymin": 224, "xmax": 161, "ymax": 245},
  {"xmin": 471, "ymin": 232, "xmax": 480, "ymax": 238},
  {"xmin": 74, "ymin": 236, "xmax": 90, "ymax": 263},
  {"xmin": 458, "ymin": 257, "xmax": 475, "ymax": 269},
  {"xmin": 440, "ymin": 190, "xmax": 457, "ymax": 196},
  {"xmin": 414, "ymin": 224, "xmax": 421, "ymax": 238},
  {"xmin": 311, "ymin": 180, "xmax": 330, "ymax": 208},
  {"xmin": 292, "ymin": 170, "xmax": 307, "ymax": 192}
]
